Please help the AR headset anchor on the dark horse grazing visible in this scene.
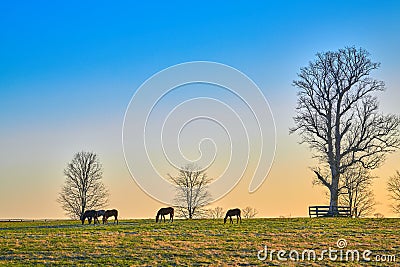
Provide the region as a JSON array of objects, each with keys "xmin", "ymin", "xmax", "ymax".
[
  {"xmin": 156, "ymin": 207, "xmax": 174, "ymax": 223},
  {"xmin": 81, "ymin": 210, "xmax": 98, "ymax": 225},
  {"xmin": 103, "ymin": 209, "xmax": 119, "ymax": 224},
  {"xmin": 95, "ymin": 210, "xmax": 105, "ymax": 224},
  {"xmin": 224, "ymin": 208, "xmax": 241, "ymax": 224}
]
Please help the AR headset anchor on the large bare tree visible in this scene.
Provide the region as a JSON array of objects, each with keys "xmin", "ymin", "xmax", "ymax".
[
  {"xmin": 169, "ymin": 164, "xmax": 212, "ymax": 219},
  {"xmin": 339, "ymin": 165, "xmax": 376, "ymax": 217},
  {"xmin": 58, "ymin": 151, "xmax": 109, "ymax": 219},
  {"xmin": 291, "ymin": 47, "xmax": 400, "ymax": 213},
  {"xmin": 387, "ymin": 170, "xmax": 400, "ymax": 214}
]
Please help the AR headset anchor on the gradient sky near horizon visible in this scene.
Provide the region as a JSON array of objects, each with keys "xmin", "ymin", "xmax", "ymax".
[{"xmin": 1, "ymin": 1, "xmax": 400, "ymax": 219}]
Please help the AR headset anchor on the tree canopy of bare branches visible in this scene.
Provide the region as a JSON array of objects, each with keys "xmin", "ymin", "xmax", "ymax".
[
  {"xmin": 58, "ymin": 151, "xmax": 109, "ymax": 219},
  {"xmin": 207, "ymin": 206, "xmax": 224, "ymax": 219},
  {"xmin": 169, "ymin": 164, "xmax": 212, "ymax": 219},
  {"xmin": 388, "ymin": 170, "xmax": 400, "ymax": 214},
  {"xmin": 291, "ymin": 47, "xmax": 400, "ymax": 212},
  {"xmin": 339, "ymin": 164, "xmax": 376, "ymax": 217},
  {"xmin": 242, "ymin": 206, "xmax": 258, "ymax": 219}
]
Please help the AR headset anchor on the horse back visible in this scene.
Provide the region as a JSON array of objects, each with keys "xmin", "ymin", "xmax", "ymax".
[
  {"xmin": 105, "ymin": 209, "xmax": 118, "ymax": 217},
  {"xmin": 159, "ymin": 207, "xmax": 174, "ymax": 215},
  {"xmin": 227, "ymin": 208, "xmax": 241, "ymax": 216}
]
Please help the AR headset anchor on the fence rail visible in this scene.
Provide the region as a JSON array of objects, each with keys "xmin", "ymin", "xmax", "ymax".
[{"xmin": 309, "ymin": 206, "xmax": 352, "ymax": 218}]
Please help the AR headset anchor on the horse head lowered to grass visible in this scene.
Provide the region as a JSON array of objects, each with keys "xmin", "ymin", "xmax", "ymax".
[
  {"xmin": 224, "ymin": 208, "xmax": 241, "ymax": 224},
  {"xmin": 81, "ymin": 210, "xmax": 98, "ymax": 225},
  {"xmin": 103, "ymin": 209, "xmax": 119, "ymax": 225}
]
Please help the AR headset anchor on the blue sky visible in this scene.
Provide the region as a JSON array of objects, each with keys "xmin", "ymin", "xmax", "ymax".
[
  {"xmin": 1, "ymin": 1, "xmax": 400, "ymax": 218},
  {"xmin": 2, "ymin": 1, "xmax": 399, "ymax": 110}
]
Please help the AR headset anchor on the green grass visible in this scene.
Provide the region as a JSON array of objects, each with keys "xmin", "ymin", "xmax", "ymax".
[{"xmin": 0, "ymin": 218, "xmax": 398, "ymax": 266}]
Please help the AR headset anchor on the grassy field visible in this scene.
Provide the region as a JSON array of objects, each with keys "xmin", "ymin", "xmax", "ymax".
[{"xmin": 0, "ymin": 218, "xmax": 398, "ymax": 266}]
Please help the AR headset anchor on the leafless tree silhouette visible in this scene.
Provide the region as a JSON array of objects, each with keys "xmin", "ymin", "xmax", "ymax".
[
  {"xmin": 169, "ymin": 164, "xmax": 212, "ymax": 219},
  {"xmin": 242, "ymin": 206, "xmax": 258, "ymax": 219},
  {"xmin": 291, "ymin": 47, "xmax": 400, "ymax": 213},
  {"xmin": 207, "ymin": 206, "xmax": 224, "ymax": 219},
  {"xmin": 339, "ymin": 165, "xmax": 376, "ymax": 217},
  {"xmin": 58, "ymin": 151, "xmax": 109, "ymax": 219},
  {"xmin": 388, "ymin": 170, "xmax": 400, "ymax": 214},
  {"xmin": 374, "ymin": 213, "xmax": 384, "ymax": 218}
]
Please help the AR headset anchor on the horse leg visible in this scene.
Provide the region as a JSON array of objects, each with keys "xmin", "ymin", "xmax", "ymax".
[
  {"xmin": 230, "ymin": 216, "xmax": 233, "ymax": 224},
  {"xmin": 163, "ymin": 214, "xmax": 165, "ymax": 223}
]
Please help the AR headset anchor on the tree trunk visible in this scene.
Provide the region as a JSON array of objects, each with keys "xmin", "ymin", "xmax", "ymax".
[
  {"xmin": 349, "ymin": 194, "xmax": 353, "ymax": 218},
  {"xmin": 81, "ymin": 197, "xmax": 86, "ymax": 219},
  {"xmin": 330, "ymin": 174, "xmax": 339, "ymax": 215}
]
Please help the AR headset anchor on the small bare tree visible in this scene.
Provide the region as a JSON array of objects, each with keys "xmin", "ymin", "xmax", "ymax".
[
  {"xmin": 388, "ymin": 170, "xmax": 400, "ymax": 214},
  {"xmin": 339, "ymin": 165, "xmax": 376, "ymax": 217},
  {"xmin": 58, "ymin": 151, "xmax": 109, "ymax": 219},
  {"xmin": 208, "ymin": 206, "xmax": 224, "ymax": 219},
  {"xmin": 374, "ymin": 213, "xmax": 384, "ymax": 218},
  {"xmin": 242, "ymin": 206, "xmax": 258, "ymax": 219},
  {"xmin": 291, "ymin": 47, "xmax": 400, "ymax": 213},
  {"xmin": 169, "ymin": 164, "xmax": 212, "ymax": 219}
]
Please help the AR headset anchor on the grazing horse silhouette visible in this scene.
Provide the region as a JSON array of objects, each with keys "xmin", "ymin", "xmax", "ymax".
[
  {"xmin": 81, "ymin": 210, "xmax": 98, "ymax": 225},
  {"xmin": 156, "ymin": 207, "xmax": 174, "ymax": 223},
  {"xmin": 224, "ymin": 208, "xmax": 241, "ymax": 224},
  {"xmin": 95, "ymin": 210, "xmax": 105, "ymax": 224},
  {"xmin": 103, "ymin": 209, "xmax": 119, "ymax": 224}
]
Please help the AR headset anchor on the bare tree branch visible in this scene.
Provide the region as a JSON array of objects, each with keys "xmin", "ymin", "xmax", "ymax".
[
  {"xmin": 338, "ymin": 164, "xmax": 376, "ymax": 217},
  {"xmin": 388, "ymin": 170, "xmax": 400, "ymax": 215},
  {"xmin": 242, "ymin": 207, "xmax": 258, "ymax": 219},
  {"xmin": 313, "ymin": 170, "xmax": 331, "ymax": 189},
  {"xmin": 206, "ymin": 206, "xmax": 224, "ymax": 219}
]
